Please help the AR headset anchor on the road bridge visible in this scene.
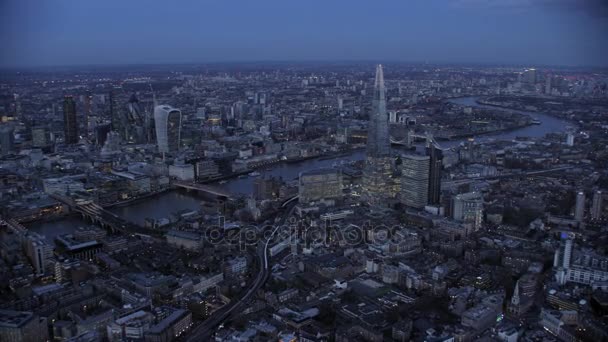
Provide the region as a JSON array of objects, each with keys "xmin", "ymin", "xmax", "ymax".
[{"xmin": 172, "ymin": 181, "xmax": 234, "ymax": 199}]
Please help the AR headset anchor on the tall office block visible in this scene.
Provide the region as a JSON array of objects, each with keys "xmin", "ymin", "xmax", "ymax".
[
  {"xmin": 154, "ymin": 105, "xmax": 182, "ymax": 153},
  {"xmin": 574, "ymin": 191, "xmax": 585, "ymax": 222},
  {"xmin": 400, "ymin": 154, "xmax": 430, "ymax": 209},
  {"xmin": 0, "ymin": 125, "xmax": 15, "ymax": 156},
  {"xmin": 427, "ymin": 145, "xmax": 443, "ymax": 205},
  {"xmin": 591, "ymin": 190, "xmax": 603, "ymax": 220},
  {"xmin": 63, "ymin": 95, "xmax": 78, "ymax": 144}
]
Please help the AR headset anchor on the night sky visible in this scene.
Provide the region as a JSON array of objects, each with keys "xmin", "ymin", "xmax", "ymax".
[{"xmin": 1, "ymin": 0, "xmax": 607, "ymax": 68}]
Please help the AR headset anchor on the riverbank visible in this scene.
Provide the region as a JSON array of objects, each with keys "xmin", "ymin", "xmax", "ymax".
[
  {"xmin": 103, "ymin": 188, "xmax": 173, "ymax": 208},
  {"xmin": 475, "ymin": 96, "xmax": 577, "ymax": 126}
]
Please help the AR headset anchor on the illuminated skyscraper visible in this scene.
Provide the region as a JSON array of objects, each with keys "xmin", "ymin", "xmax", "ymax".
[
  {"xmin": 362, "ymin": 65, "xmax": 394, "ymax": 205},
  {"xmin": 63, "ymin": 95, "xmax": 78, "ymax": 144},
  {"xmin": 367, "ymin": 64, "xmax": 390, "ymax": 158},
  {"xmin": 154, "ymin": 105, "xmax": 182, "ymax": 154}
]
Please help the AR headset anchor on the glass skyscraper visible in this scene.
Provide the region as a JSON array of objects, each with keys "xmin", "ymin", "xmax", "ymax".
[
  {"xmin": 362, "ymin": 65, "xmax": 395, "ymax": 205},
  {"xmin": 154, "ymin": 105, "xmax": 182, "ymax": 154},
  {"xmin": 63, "ymin": 95, "xmax": 78, "ymax": 144}
]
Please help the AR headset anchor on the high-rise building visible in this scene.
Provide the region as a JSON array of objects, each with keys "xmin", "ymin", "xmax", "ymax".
[
  {"xmin": 62, "ymin": 95, "xmax": 78, "ymax": 144},
  {"xmin": 362, "ymin": 65, "xmax": 394, "ymax": 205},
  {"xmin": 31, "ymin": 125, "xmax": 49, "ymax": 148},
  {"xmin": 452, "ymin": 192, "xmax": 483, "ymax": 232},
  {"xmin": 591, "ymin": 190, "xmax": 603, "ymax": 220},
  {"xmin": 154, "ymin": 105, "xmax": 182, "ymax": 154},
  {"xmin": 0, "ymin": 124, "xmax": 15, "ymax": 156},
  {"xmin": 427, "ymin": 144, "xmax": 443, "ymax": 205},
  {"xmin": 400, "ymin": 154, "xmax": 430, "ymax": 209},
  {"xmin": 367, "ymin": 64, "xmax": 390, "ymax": 158},
  {"xmin": 574, "ymin": 191, "xmax": 585, "ymax": 222},
  {"xmin": 523, "ymin": 68, "xmax": 537, "ymax": 84}
]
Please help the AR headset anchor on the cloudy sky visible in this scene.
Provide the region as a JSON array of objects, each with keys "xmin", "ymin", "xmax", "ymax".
[{"xmin": 1, "ymin": 0, "xmax": 607, "ymax": 68}]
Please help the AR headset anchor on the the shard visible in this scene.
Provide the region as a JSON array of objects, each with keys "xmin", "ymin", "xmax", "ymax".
[
  {"xmin": 362, "ymin": 65, "xmax": 395, "ymax": 206},
  {"xmin": 367, "ymin": 64, "xmax": 390, "ymax": 157}
]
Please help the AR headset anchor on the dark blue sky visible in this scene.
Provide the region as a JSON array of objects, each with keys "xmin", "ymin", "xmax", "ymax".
[{"xmin": 1, "ymin": 0, "xmax": 607, "ymax": 68}]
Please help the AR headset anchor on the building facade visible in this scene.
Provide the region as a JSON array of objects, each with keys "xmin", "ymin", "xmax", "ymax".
[{"xmin": 154, "ymin": 105, "xmax": 182, "ymax": 154}]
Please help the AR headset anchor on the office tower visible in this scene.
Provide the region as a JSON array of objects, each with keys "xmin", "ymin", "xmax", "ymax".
[
  {"xmin": 0, "ymin": 124, "xmax": 15, "ymax": 156},
  {"xmin": 299, "ymin": 169, "xmax": 343, "ymax": 204},
  {"xmin": 362, "ymin": 65, "xmax": 394, "ymax": 205},
  {"xmin": 31, "ymin": 126, "xmax": 49, "ymax": 148},
  {"xmin": 523, "ymin": 68, "xmax": 537, "ymax": 84},
  {"xmin": 154, "ymin": 105, "xmax": 182, "ymax": 154},
  {"xmin": 95, "ymin": 123, "xmax": 112, "ymax": 147},
  {"xmin": 427, "ymin": 144, "xmax": 443, "ymax": 205},
  {"xmin": 109, "ymin": 87, "xmax": 128, "ymax": 139},
  {"xmin": 63, "ymin": 95, "xmax": 78, "ymax": 144},
  {"xmin": 545, "ymin": 75, "xmax": 552, "ymax": 94},
  {"xmin": 127, "ymin": 93, "xmax": 145, "ymax": 143},
  {"xmin": 591, "ymin": 190, "xmax": 603, "ymax": 220},
  {"xmin": 452, "ymin": 192, "xmax": 483, "ymax": 232},
  {"xmin": 84, "ymin": 90, "xmax": 93, "ymax": 131},
  {"xmin": 400, "ymin": 154, "xmax": 430, "ymax": 209},
  {"xmin": 574, "ymin": 191, "xmax": 585, "ymax": 222},
  {"xmin": 338, "ymin": 97, "xmax": 343, "ymax": 110}
]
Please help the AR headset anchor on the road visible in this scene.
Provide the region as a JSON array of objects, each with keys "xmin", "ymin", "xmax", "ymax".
[{"xmin": 184, "ymin": 202, "xmax": 297, "ymax": 341}]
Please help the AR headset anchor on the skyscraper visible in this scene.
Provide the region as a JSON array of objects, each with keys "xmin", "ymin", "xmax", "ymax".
[
  {"xmin": 591, "ymin": 190, "xmax": 603, "ymax": 220},
  {"xmin": 400, "ymin": 154, "xmax": 430, "ymax": 209},
  {"xmin": 0, "ymin": 124, "xmax": 15, "ymax": 156},
  {"xmin": 574, "ymin": 191, "xmax": 585, "ymax": 222},
  {"xmin": 367, "ymin": 64, "xmax": 390, "ymax": 158},
  {"xmin": 63, "ymin": 95, "xmax": 78, "ymax": 144},
  {"xmin": 427, "ymin": 144, "xmax": 443, "ymax": 205},
  {"xmin": 154, "ymin": 105, "xmax": 182, "ymax": 154},
  {"xmin": 362, "ymin": 65, "xmax": 394, "ymax": 205}
]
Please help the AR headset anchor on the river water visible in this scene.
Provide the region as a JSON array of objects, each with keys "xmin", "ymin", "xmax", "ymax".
[{"xmin": 28, "ymin": 96, "xmax": 570, "ymax": 235}]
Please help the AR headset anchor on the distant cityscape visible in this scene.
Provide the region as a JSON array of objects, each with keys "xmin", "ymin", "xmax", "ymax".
[{"xmin": 0, "ymin": 61, "xmax": 607, "ymax": 342}]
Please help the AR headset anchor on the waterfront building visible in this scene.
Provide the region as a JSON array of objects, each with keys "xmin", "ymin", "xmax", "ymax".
[
  {"xmin": 400, "ymin": 154, "xmax": 430, "ymax": 209},
  {"xmin": 299, "ymin": 168, "xmax": 343, "ymax": 204},
  {"xmin": 166, "ymin": 230, "xmax": 203, "ymax": 251},
  {"xmin": 154, "ymin": 105, "xmax": 182, "ymax": 154},
  {"xmin": 63, "ymin": 95, "xmax": 78, "ymax": 144}
]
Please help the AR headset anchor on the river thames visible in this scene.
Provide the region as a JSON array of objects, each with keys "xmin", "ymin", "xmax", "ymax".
[{"xmin": 28, "ymin": 96, "xmax": 570, "ymax": 239}]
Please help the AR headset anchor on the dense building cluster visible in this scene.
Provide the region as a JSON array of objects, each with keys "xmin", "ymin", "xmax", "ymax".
[{"xmin": 0, "ymin": 62, "xmax": 607, "ymax": 341}]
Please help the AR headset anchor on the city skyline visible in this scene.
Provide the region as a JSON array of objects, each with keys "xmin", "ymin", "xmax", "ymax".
[{"xmin": 2, "ymin": 0, "xmax": 608, "ymax": 68}]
